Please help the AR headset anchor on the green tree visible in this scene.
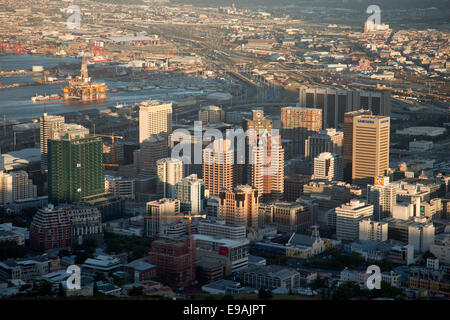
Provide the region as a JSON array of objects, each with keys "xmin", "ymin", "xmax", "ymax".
[
  {"xmin": 128, "ymin": 286, "xmax": 144, "ymax": 296},
  {"xmin": 258, "ymin": 288, "xmax": 273, "ymax": 300}
]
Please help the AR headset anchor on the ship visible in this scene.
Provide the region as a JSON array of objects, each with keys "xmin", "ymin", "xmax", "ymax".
[
  {"xmin": 88, "ymin": 55, "xmax": 111, "ymax": 65},
  {"xmin": 61, "ymin": 57, "xmax": 107, "ymax": 102},
  {"xmin": 31, "ymin": 94, "xmax": 61, "ymax": 102}
]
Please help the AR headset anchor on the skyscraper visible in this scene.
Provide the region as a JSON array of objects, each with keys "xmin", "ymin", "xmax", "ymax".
[
  {"xmin": 198, "ymin": 105, "xmax": 225, "ymax": 124},
  {"xmin": 352, "ymin": 115, "xmax": 390, "ymax": 186},
  {"xmin": 281, "ymin": 106, "xmax": 322, "ymax": 157},
  {"xmin": 144, "ymin": 198, "xmax": 181, "ymax": 238},
  {"xmin": 245, "ymin": 110, "xmax": 284, "ymax": 202},
  {"xmin": 140, "ymin": 135, "xmax": 168, "ymax": 175},
  {"xmin": 0, "ymin": 170, "xmax": 37, "ymax": 204},
  {"xmin": 157, "ymin": 158, "xmax": 184, "ymax": 198},
  {"xmin": 30, "ymin": 205, "xmax": 72, "ymax": 251},
  {"xmin": 175, "ymin": 174, "xmax": 205, "ymax": 214},
  {"xmin": 313, "ymin": 152, "xmax": 343, "ymax": 182},
  {"xmin": 335, "ymin": 200, "xmax": 373, "ymax": 241},
  {"xmin": 202, "ymin": 139, "xmax": 235, "ymax": 196},
  {"xmin": 305, "ymin": 128, "xmax": 343, "ymax": 160},
  {"xmin": 219, "ymin": 185, "xmax": 259, "ymax": 229},
  {"xmin": 40, "ymin": 113, "xmax": 65, "ymax": 172},
  {"xmin": 48, "ymin": 135, "xmax": 105, "ymax": 204},
  {"xmin": 367, "ymin": 176, "xmax": 396, "ymax": 221},
  {"xmin": 299, "ymin": 86, "xmax": 391, "ymax": 128},
  {"xmin": 139, "ymin": 100, "xmax": 173, "ymax": 143},
  {"xmin": 343, "ymin": 109, "xmax": 373, "ymax": 182}
]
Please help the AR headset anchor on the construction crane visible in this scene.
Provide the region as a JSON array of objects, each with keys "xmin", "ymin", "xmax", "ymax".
[
  {"xmin": 143, "ymin": 212, "xmax": 206, "ymax": 236},
  {"xmin": 91, "ymin": 133, "xmax": 123, "ymax": 167}
]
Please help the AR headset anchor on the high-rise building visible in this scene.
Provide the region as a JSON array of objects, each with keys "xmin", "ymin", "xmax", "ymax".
[
  {"xmin": 367, "ymin": 176, "xmax": 396, "ymax": 221},
  {"xmin": 245, "ymin": 110, "xmax": 284, "ymax": 202},
  {"xmin": 343, "ymin": 109, "xmax": 373, "ymax": 182},
  {"xmin": 313, "ymin": 152, "xmax": 343, "ymax": 182},
  {"xmin": 156, "ymin": 158, "xmax": 183, "ymax": 198},
  {"xmin": 197, "ymin": 219, "xmax": 247, "ymax": 241},
  {"xmin": 202, "ymin": 139, "xmax": 235, "ymax": 196},
  {"xmin": 48, "ymin": 135, "xmax": 105, "ymax": 205},
  {"xmin": 352, "ymin": 115, "xmax": 390, "ymax": 186},
  {"xmin": 281, "ymin": 106, "xmax": 322, "ymax": 157},
  {"xmin": 198, "ymin": 105, "xmax": 225, "ymax": 124},
  {"xmin": 40, "ymin": 113, "xmax": 65, "ymax": 172},
  {"xmin": 30, "ymin": 205, "xmax": 72, "ymax": 251},
  {"xmin": 139, "ymin": 100, "xmax": 172, "ymax": 143},
  {"xmin": 359, "ymin": 218, "xmax": 388, "ymax": 242},
  {"xmin": 105, "ymin": 175, "xmax": 136, "ymax": 200},
  {"xmin": 299, "ymin": 86, "xmax": 390, "ymax": 128},
  {"xmin": 335, "ymin": 199, "xmax": 374, "ymax": 241},
  {"xmin": 218, "ymin": 185, "xmax": 259, "ymax": 229},
  {"xmin": 140, "ymin": 135, "xmax": 169, "ymax": 175},
  {"xmin": 0, "ymin": 170, "xmax": 37, "ymax": 204},
  {"xmin": 175, "ymin": 174, "xmax": 205, "ymax": 214},
  {"xmin": 258, "ymin": 201, "xmax": 312, "ymax": 233},
  {"xmin": 408, "ymin": 217, "xmax": 435, "ymax": 253},
  {"xmin": 305, "ymin": 128, "xmax": 343, "ymax": 160},
  {"xmin": 148, "ymin": 236, "xmax": 195, "ymax": 288},
  {"xmin": 144, "ymin": 198, "xmax": 181, "ymax": 238}
]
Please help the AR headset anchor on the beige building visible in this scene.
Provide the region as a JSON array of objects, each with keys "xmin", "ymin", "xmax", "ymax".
[
  {"xmin": 281, "ymin": 107, "xmax": 322, "ymax": 157},
  {"xmin": 156, "ymin": 158, "xmax": 183, "ymax": 199},
  {"xmin": 0, "ymin": 170, "xmax": 37, "ymax": 204},
  {"xmin": 203, "ymin": 139, "xmax": 235, "ymax": 196},
  {"xmin": 352, "ymin": 115, "xmax": 390, "ymax": 186},
  {"xmin": 305, "ymin": 128, "xmax": 343, "ymax": 160},
  {"xmin": 336, "ymin": 200, "xmax": 374, "ymax": 241},
  {"xmin": 139, "ymin": 100, "xmax": 172, "ymax": 143},
  {"xmin": 144, "ymin": 198, "xmax": 181, "ymax": 238},
  {"xmin": 245, "ymin": 110, "xmax": 284, "ymax": 202},
  {"xmin": 40, "ymin": 113, "xmax": 65, "ymax": 172},
  {"xmin": 140, "ymin": 135, "xmax": 168, "ymax": 175},
  {"xmin": 198, "ymin": 105, "xmax": 225, "ymax": 124},
  {"xmin": 359, "ymin": 218, "xmax": 388, "ymax": 242},
  {"xmin": 219, "ymin": 185, "xmax": 259, "ymax": 229},
  {"xmin": 313, "ymin": 152, "xmax": 343, "ymax": 182},
  {"xmin": 343, "ymin": 110, "xmax": 372, "ymax": 182}
]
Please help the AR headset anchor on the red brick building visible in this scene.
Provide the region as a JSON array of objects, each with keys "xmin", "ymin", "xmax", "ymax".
[
  {"xmin": 30, "ymin": 205, "xmax": 72, "ymax": 251},
  {"xmin": 148, "ymin": 236, "xmax": 195, "ymax": 288}
]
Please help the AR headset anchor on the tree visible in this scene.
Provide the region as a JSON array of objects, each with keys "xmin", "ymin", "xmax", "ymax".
[
  {"xmin": 58, "ymin": 283, "xmax": 66, "ymax": 298},
  {"xmin": 128, "ymin": 286, "xmax": 144, "ymax": 296},
  {"xmin": 258, "ymin": 288, "xmax": 273, "ymax": 300},
  {"xmin": 332, "ymin": 281, "xmax": 364, "ymax": 300},
  {"xmin": 0, "ymin": 241, "xmax": 27, "ymax": 260}
]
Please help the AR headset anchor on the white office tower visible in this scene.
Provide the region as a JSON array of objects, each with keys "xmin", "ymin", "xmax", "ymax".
[
  {"xmin": 408, "ymin": 217, "xmax": 435, "ymax": 253},
  {"xmin": 0, "ymin": 170, "xmax": 37, "ymax": 204},
  {"xmin": 175, "ymin": 174, "xmax": 204, "ymax": 215},
  {"xmin": 157, "ymin": 158, "xmax": 183, "ymax": 198},
  {"xmin": 313, "ymin": 152, "xmax": 343, "ymax": 182},
  {"xmin": 40, "ymin": 113, "xmax": 65, "ymax": 172},
  {"xmin": 336, "ymin": 200, "xmax": 373, "ymax": 241},
  {"xmin": 197, "ymin": 219, "xmax": 247, "ymax": 241},
  {"xmin": 359, "ymin": 218, "xmax": 388, "ymax": 242},
  {"xmin": 144, "ymin": 198, "xmax": 181, "ymax": 238},
  {"xmin": 139, "ymin": 100, "xmax": 172, "ymax": 143},
  {"xmin": 367, "ymin": 176, "xmax": 396, "ymax": 221}
]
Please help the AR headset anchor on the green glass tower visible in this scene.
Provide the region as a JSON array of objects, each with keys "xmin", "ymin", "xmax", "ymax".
[{"xmin": 48, "ymin": 135, "xmax": 105, "ymax": 204}]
